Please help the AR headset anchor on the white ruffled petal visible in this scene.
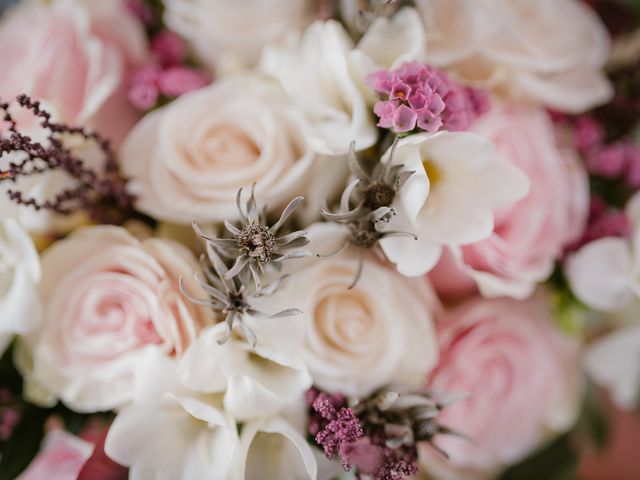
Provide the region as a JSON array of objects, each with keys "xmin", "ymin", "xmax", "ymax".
[{"xmin": 566, "ymin": 238, "xmax": 634, "ymax": 311}]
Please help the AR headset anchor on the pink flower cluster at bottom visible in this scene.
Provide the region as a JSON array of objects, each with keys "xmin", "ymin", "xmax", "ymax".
[{"xmin": 307, "ymin": 389, "xmax": 418, "ymax": 480}]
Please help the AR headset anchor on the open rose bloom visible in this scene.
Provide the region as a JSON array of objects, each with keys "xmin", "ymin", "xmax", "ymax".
[{"xmin": 1, "ymin": 0, "xmax": 639, "ymax": 479}]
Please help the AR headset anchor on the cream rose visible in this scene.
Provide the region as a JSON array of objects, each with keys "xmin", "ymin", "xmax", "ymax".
[
  {"xmin": 420, "ymin": 295, "xmax": 581, "ymax": 479},
  {"xmin": 0, "ymin": 0, "xmax": 148, "ymax": 144},
  {"xmin": 30, "ymin": 226, "xmax": 212, "ymax": 412},
  {"xmin": 268, "ymin": 223, "xmax": 439, "ymax": 397},
  {"xmin": 0, "ymin": 218, "xmax": 40, "ymax": 355},
  {"xmin": 415, "ymin": 0, "xmax": 612, "ymax": 113},
  {"xmin": 163, "ymin": 0, "xmax": 315, "ymax": 74},
  {"xmin": 122, "ymin": 75, "xmax": 316, "ymax": 223}
]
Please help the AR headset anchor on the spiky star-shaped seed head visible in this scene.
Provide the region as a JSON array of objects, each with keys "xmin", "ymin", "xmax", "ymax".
[{"xmin": 193, "ymin": 186, "xmax": 310, "ymax": 292}]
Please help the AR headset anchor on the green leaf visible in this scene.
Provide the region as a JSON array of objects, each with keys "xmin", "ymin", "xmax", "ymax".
[
  {"xmin": 499, "ymin": 434, "xmax": 578, "ymax": 480},
  {"xmin": 0, "ymin": 342, "xmax": 23, "ymax": 394},
  {"xmin": 0, "ymin": 404, "xmax": 48, "ymax": 479},
  {"xmin": 576, "ymin": 383, "xmax": 610, "ymax": 450}
]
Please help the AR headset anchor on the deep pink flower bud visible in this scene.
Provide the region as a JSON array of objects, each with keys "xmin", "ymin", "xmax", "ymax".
[
  {"xmin": 574, "ymin": 115, "xmax": 604, "ymax": 152},
  {"xmin": 587, "ymin": 143, "xmax": 628, "ymax": 178},
  {"xmin": 157, "ymin": 66, "xmax": 210, "ymax": 98},
  {"xmin": 151, "ymin": 30, "xmax": 187, "ymax": 67},
  {"xmin": 128, "ymin": 82, "xmax": 159, "ymax": 110}
]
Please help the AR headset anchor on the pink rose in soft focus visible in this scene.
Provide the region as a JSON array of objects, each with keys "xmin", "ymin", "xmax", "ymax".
[
  {"xmin": 420, "ymin": 295, "xmax": 581, "ymax": 480},
  {"xmin": 429, "ymin": 106, "xmax": 589, "ymax": 300},
  {"xmin": 27, "ymin": 226, "xmax": 213, "ymax": 413},
  {"xmin": 0, "ymin": 0, "xmax": 148, "ymax": 145},
  {"xmin": 17, "ymin": 430, "xmax": 94, "ymax": 480}
]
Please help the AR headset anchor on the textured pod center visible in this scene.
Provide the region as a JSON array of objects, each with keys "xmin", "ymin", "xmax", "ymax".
[
  {"xmin": 363, "ymin": 182, "xmax": 396, "ymax": 210},
  {"xmin": 237, "ymin": 223, "xmax": 277, "ymax": 262},
  {"xmin": 349, "ymin": 223, "xmax": 381, "ymax": 249}
]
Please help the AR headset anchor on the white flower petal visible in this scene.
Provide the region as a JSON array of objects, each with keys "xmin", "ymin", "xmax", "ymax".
[
  {"xmin": 357, "ymin": 7, "xmax": 427, "ymax": 68},
  {"xmin": 566, "ymin": 238, "xmax": 634, "ymax": 312},
  {"xmin": 584, "ymin": 326, "xmax": 640, "ymax": 410},
  {"xmin": 239, "ymin": 417, "xmax": 318, "ymax": 480}
]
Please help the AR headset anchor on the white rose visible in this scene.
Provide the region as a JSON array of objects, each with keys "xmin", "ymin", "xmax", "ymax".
[
  {"xmin": 0, "ymin": 218, "xmax": 40, "ymax": 355},
  {"xmin": 379, "ymin": 131, "xmax": 530, "ymax": 276},
  {"xmin": 29, "ymin": 226, "xmax": 212, "ymax": 412},
  {"xmin": 415, "ymin": 0, "xmax": 613, "ymax": 113},
  {"xmin": 122, "ymin": 75, "xmax": 316, "ymax": 224},
  {"xmin": 261, "ymin": 20, "xmax": 378, "ymax": 155},
  {"xmin": 267, "ymin": 223, "xmax": 439, "ymax": 397},
  {"xmin": 106, "ymin": 349, "xmax": 318, "ymax": 480},
  {"xmin": 163, "ymin": 0, "xmax": 315, "ymax": 74}
]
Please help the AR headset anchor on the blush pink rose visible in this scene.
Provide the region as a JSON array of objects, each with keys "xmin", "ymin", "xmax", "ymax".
[
  {"xmin": 420, "ymin": 296, "xmax": 580, "ymax": 479},
  {"xmin": 29, "ymin": 226, "xmax": 212, "ymax": 413},
  {"xmin": 430, "ymin": 106, "xmax": 589, "ymax": 300},
  {"xmin": 0, "ymin": 0, "xmax": 148, "ymax": 144}
]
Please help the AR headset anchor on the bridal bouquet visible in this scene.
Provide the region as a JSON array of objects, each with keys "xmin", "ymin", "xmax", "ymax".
[{"xmin": 0, "ymin": 0, "xmax": 639, "ymax": 479}]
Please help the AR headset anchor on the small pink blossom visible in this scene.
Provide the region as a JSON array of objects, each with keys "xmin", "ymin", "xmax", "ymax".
[
  {"xmin": 151, "ymin": 31, "xmax": 187, "ymax": 67},
  {"xmin": 587, "ymin": 143, "xmax": 628, "ymax": 178},
  {"xmin": 339, "ymin": 437, "xmax": 386, "ymax": 476},
  {"xmin": 127, "ymin": 63, "xmax": 210, "ymax": 111},
  {"xmin": 366, "ymin": 61, "xmax": 488, "ymax": 134},
  {"xmin": 586, "ymin": 141, "xmax": 640, "ymax": 188},
  {"xmin": 566, "ymin": 200, "xmax": 632, "ymax": 252},
  {"xmin": 625, "ymin": 143, "xmax": 640, "ymax": 188},
  {"xmin": 157, "ymin": 67, "xmax": 210, "ymax": 97},
  {"xmin": 124, "ymin": 0, "xmax": 155, "ymax": 27},
  {"xmin": 127, "ymin": 81, "xmax": 159, "ymax": 110},
  {"xmin": 574, "ymin": 115, "xmax": 604, "ymax": 153}
]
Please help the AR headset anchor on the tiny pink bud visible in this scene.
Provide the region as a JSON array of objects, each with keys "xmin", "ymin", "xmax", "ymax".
[{"xmin": 157, "ymin": 67, "xmax": 210, "ymax": 98}]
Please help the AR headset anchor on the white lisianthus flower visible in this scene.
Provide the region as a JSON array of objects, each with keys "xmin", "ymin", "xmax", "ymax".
[
  {"xmin": 107, "ymin": 349, "xmax": 318, "ymax": 480},
  {"xmin": 264, "ymin": 223, "xmax": 440, "ymax": 397},
  {"xmin": 163, "ymin": 0, "xmax": 315, "ymax": 74},
  {"xmin": 261, "ymin": 20, "xmax": 378, "ymax": 155},
  {"xmin": 354, "ymin": 7, "xmax": 428, "ymax": 70},
  {"xmin": 106, "ymin": 350, "xmax": 240, "ymax": 479},
  {"xmin": 415, "ymin": 0, "xmax": 612, "ymax": 113},
  {"xmin": 236, "ymin": 416, "xmax": 318, "ymax": 480},
  {"xmin": 179, "ymin": 321, "xmax": 312, "ymax": 421},
  {"xmin": 379, "ymin": 131, "xmax": 530, "ymax": 276},
  {"xmin": 122, "ymin": 75, "xmax": 316, "ymax": 224},
  {"xmin": 565, "ymin": 191, "xmax": 640, "ymax": 312},
  {"xmin": 584, "ymin": 325, "xmax": 640, "ymax": 411},
  {"xmin": 0, "ymin": 218, "xmax": 41, "ymax": 354}
]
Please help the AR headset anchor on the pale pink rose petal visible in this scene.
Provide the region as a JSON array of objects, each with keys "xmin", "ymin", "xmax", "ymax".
[{"xmin": 18, "ymin": 431, "xmax": 94, "ymax": 480}]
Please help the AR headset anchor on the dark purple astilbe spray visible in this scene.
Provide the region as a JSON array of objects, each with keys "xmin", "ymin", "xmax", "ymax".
[
  {"xmin": 307, "ymin": 386, "xmax": 468, "ymax": 480},
  {"xmin": 0, "ymin": 94, "xmax": 132, "ymax": 224}
]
